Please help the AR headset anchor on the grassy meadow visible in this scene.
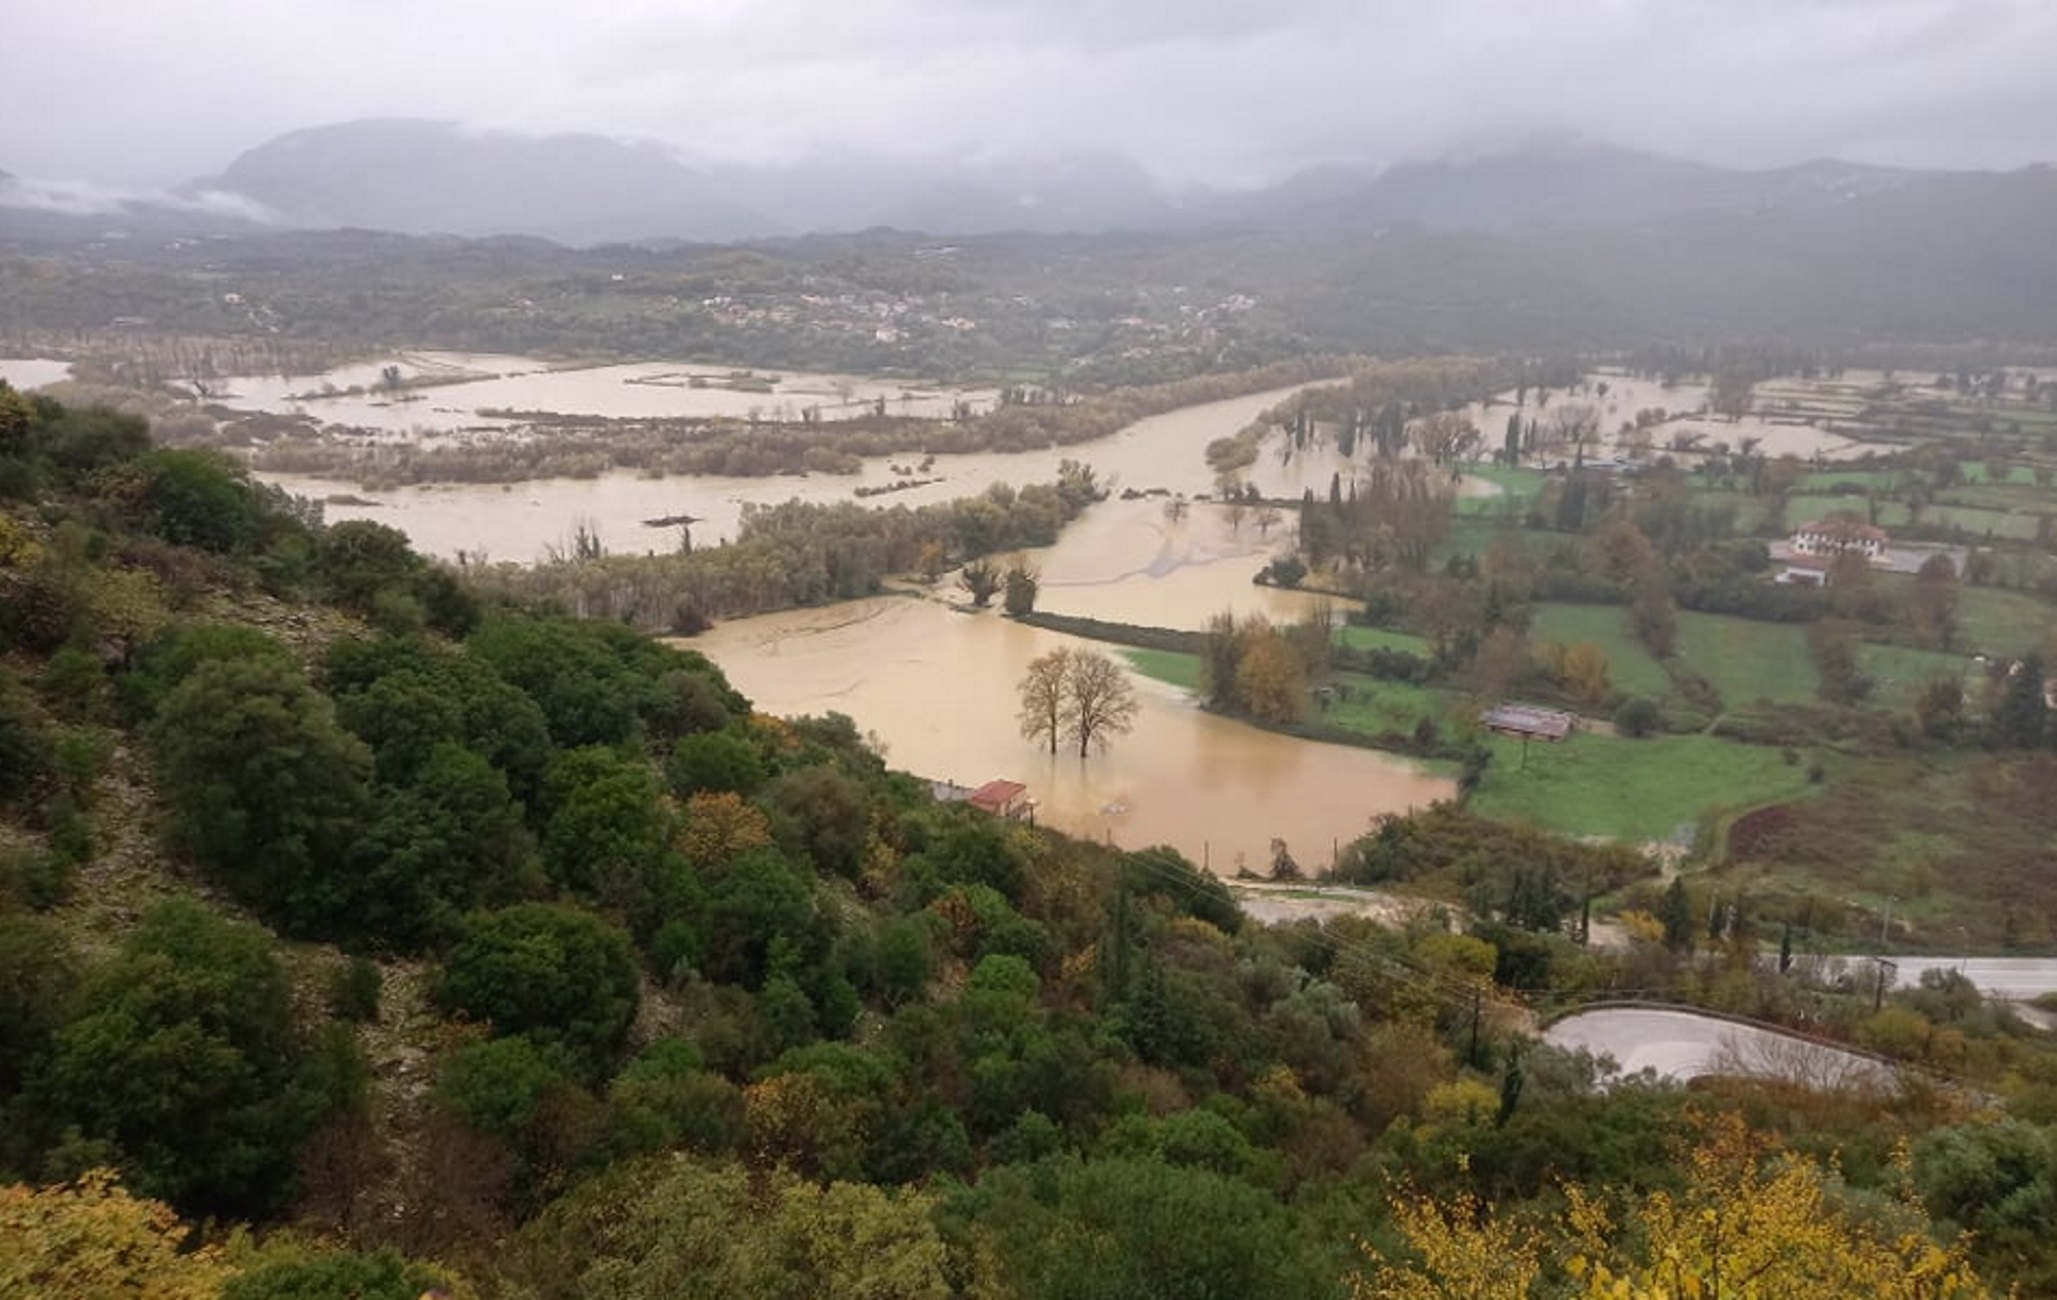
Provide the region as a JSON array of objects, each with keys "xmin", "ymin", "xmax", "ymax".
[
  {"xmin": 1468, "ymin": 729, "xmax": 1824, "ymax": 844},
  {"xmin": 1528, "ymin": 603, "xmax": 1671, "ymax": 698}
]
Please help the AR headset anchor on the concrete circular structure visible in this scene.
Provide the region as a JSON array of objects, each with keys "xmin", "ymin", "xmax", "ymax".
[{"xmin": 1544, "ymin": 1006, "xmax": 1895, "ymax": 1090}]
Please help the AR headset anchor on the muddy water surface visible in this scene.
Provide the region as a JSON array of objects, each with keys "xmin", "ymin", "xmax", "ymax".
[
  {"xmin": 690, "ymin": 595, "xmax": 1450, "ymax": 873},
  {"xmin": 264, "ymin": 384, "xmax": 1320, "ymax": 559},
  {"xmin": 0, "ymin": 359, "xmax": 71, "ymax": 389},
  {"xmin": 213, "ymin": 352, "xmax": 997, "ymax": 436},
  {"xmin": 258, "ymin": 376, "xmax": 1454, "ymax": 868}
]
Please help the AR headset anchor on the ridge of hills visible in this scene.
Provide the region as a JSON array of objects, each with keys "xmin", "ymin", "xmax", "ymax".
[
  {"xmin": 6, "ymin": 163, "xmax": 2057, "ymax": 362},
  {"xmin": 4, "ymin": 119, "xmax": 2048, "ymax": 246}
]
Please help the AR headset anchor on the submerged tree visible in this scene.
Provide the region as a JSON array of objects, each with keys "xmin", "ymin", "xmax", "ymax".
[
  {"xmin": 1017, "ymin": 647, "xmax": 1074, "ymax": 755},
  {"xmin": 1015, "ymin": 647, "xmax": 1139, "ymax": 759},
  {"xmin": 1002, "ymin": 556, "xmax": 1040, "ymax": 616},
  {"xmin": 1064, "ymin": 649, "xmax": 1140, "ymax": 758},
  {"xmin": 957, "ymin": 559, "xmax": 1001, "ymax": 608}
]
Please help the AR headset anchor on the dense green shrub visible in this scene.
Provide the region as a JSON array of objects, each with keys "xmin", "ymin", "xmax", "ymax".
[{"xmin": 434, "ymin": 904, "xmax": 641, "ymax": 1074}]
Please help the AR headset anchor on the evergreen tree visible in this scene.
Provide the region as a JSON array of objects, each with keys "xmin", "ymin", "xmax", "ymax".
[
  {"xmin": 1993, "ymin": 654, "xmax": 2049, "ymax": 748},
  {"xmin": 1659, "ymin": 877, "xmax": 1696, "ymax": 954}
]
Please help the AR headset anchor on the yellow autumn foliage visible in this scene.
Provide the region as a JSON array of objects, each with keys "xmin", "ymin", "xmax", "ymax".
[
  {"xmin": 0, "ymin": 511, "xmax": 44, "ymax": 570},
  {"xmin": 1353, "ymin": 1186, "xmax": 1542, "ymax": 1300},
  {"xmin": 0, "ymin": 1169, "xmax": 234, "ymax": 1300},
  {"xmin": 679, "ymin": 789, "xmax": 773, "ymax": 867},
  {"xmin": 1354, "ymin": 1113, "xmax": 1999, "ymax": 1300}
]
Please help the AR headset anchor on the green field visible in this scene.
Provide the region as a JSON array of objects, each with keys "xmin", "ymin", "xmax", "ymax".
[
  {"xmin": 1797, "ymin": 470, "xmax": 1898, "ymax": 491},
  {"xmin": 1936, "ymin": 481, "xmax": 2053, "ymax": 511},
  {"xmin": 1955, "ymin": 462, "xmax": 2046, "ymax": 485},
  {"xmin": 1527, "ymin": 603, "xmax": 1671, "ymax": 699},
  {"xmin": 1673, "ymin": 611, "xmax": 1817, "ymax": 707},
  {"xmin": 1437, "ymin": 517, "xmax": 1507, "ymax": 563},
  {"xmin": 1686, "ymin": 488, "xmax": 1776, "ymax": 531},
  {"xmin": 1468, "ymin": 729, "xmax": 1821, "ymax": 842},
  {"xmin": 1860, "ymin": 642, "xmax": 1975, "ymax": 710},
  {"xmin": 1322, "ymin": 673, "xmax": 1466, "ymax": 736},
  {"xmin": 1115, "ymin": 577, "xmax": 2049, "ymax": 856},
  {"xmin": 1455, "ymin": 463, "xmax": 1545, "ymax": 515},
  {"xmin": 1786, "ymin": 494, "xmax": 1907, "ymax": 528},
  {"xmin": 1923, "ymin": 504, "xmax": 2042, "ymax": 541},
  {"xmin": 1523, "ymin": 604, "xmax": 1977, "ymax": 713},
  {"xmin": 1120, "ymin": 648, "xmax": 1466, "ymax": 739},
  {"xmin": 1120, "ymin": 648, "xmax": 1202, "ymax": 691},
  {"xmin": 1955, "ymin": 586, "xmax": 2057, "ymax": 653}
]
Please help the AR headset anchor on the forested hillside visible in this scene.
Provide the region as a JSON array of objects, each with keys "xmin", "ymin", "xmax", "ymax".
[{"xmin": 1, "ymin": 381, "xmax": 2048, "ymax": 1296}]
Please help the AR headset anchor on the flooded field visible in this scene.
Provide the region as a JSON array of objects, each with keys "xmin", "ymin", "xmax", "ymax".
[
  {"xmin": 1455, "ymin": 369, "xmax": 1872, "ymax": 464},
  {"xmin": 690, "ymin": 594, "xmax": 1451, "ymax": 872},
  {"xmin": 263, "ymin": 383, "xmax": 1320, "ymax": 558},
  {"xmin": 203, "ymin": 351, "xmax": 999, "ymax": 437},
  {"xmin": 1026, "ymin": 494, "xmax": 1337, "ymax": 626},
  {"xmin": 236, "ymin": 355, "xmax": 1917, "ymax": 564},
  {"xmin": 0, "ymin": 358, "xmax": 71, "ymax": 389}
]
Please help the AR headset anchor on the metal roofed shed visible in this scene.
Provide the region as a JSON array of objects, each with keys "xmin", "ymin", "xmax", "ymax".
[{"xmin": 1482, "ymin": 703, "xmax": 1576, "ymax": 741}]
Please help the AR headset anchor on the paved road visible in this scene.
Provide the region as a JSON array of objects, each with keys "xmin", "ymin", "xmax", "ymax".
[
  {"xmin": 1544, "ymin": 1007, "xmax": 1894, "ymax": 1088},
  {"xmin": 1797, "ymin": 955, "xmax": 2057, "ymax": 1001}
]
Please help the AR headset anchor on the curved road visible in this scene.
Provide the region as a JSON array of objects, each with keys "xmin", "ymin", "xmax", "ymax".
[
  {"xmin": 1544, "ymin": 1007, "xmax": 1895, "ymax": 1089},
  {"xmin": 1830, "ymin": 955, "xmax": 2057, "ymax": 1001}
]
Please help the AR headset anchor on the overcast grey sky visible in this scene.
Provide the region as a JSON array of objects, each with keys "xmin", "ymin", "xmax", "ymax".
[{"xmin": 7, "ymin": 0, "xmax": 2055, "ymax": 188}]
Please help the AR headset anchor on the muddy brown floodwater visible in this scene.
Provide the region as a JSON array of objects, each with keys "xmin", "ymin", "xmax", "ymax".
[
  {"xmin": 251, "ymin": 374, "xmax": 1459, "ymax": 871},
  {"xmin": 689, "ymin": 592, "xmax": 1452, "ymax": 875},
  {"xmin": 209, "ymin": 351, "xmax": 998, "ymax": 436},
  {"xmin": 258, "ymin": 381, "xmax": 1323, "ymax": 558}
]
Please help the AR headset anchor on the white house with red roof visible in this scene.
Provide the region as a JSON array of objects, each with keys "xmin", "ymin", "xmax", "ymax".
[
  {"xmin": 1776, "ymin": 518, "xmax": 1888, "ymax": 585},
  {"xmin": 1791, "ymin": 518, "xmax": 1888, "ymax": 559}
]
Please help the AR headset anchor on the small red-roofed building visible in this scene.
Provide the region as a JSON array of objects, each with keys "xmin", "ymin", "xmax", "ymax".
[{"xmin": 967, "ymin": 779, "xmax": 1031, "ymax": 820}]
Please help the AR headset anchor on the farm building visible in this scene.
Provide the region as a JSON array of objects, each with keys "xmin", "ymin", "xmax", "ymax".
[
  {"xmin": 1791, "ymin": 518, "xmax": 1888, "ymax": 559},
  {"xmin": 1482, "ymin": 704, "xmax": 1577, "ymax": 741},
  {"xmin": 966, "ymin": 779, "xmax": 1033, "ymax": 820},
  {"xmin": 1774, "ymin": 518, "xmax": 1890, "ymax": 584}
]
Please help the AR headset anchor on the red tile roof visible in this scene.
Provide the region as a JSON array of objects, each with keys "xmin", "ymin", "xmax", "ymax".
[
  {"xmin": 1797, "ymin": 518, "xmax": 1888, "ymax": 542},
  {"xmin": 968, "ymin": 779, "xmax": 1028, "ymax": 814}
]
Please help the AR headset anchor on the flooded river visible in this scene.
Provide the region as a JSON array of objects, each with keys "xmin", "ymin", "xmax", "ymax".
[
  {"xmin": 260, "ymin": 382, "xmax": 1325, "ymax": 558},
  {"xmin": 253, "ymin": 378, "xmax": 1457, "ymax": 870}
]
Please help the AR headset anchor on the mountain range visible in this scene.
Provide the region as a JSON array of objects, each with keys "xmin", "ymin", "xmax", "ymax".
[{"xmin": 1, "ymin": 118, "xmax": 2043, "ymax": 246}]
